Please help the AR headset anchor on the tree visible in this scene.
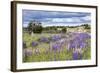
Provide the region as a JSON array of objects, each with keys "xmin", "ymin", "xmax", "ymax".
[
  {"xmin": 62, "ymin": 27, "xmax": 67, "ymax": 33},
  {"xmin": 28, "ymin": 20, "xmax": 43, "ymax": 34},
  {"xmin": 81, "ymin": 24, "xmax": 90, "ymax": 29},
  {"xmin": 33, "ymin": 24, "xmax": 43, "ymax": 33}
]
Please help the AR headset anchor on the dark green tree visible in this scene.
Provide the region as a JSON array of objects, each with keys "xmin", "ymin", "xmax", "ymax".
[
  {"xmin": 62, "ymin": 27, "xmax": 67, "ymax": 33},
  {"xmin": 82, "ymin": 24, "xmax": 90, "ymax": 29},
  {"xmin": 28, "ymin": 20, "xmax": 43, "ymax": 34}
]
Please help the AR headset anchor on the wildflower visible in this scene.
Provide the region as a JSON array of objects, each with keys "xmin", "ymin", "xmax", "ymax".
[
  {"xmin": 31, "ymin": 41, "xmax": 38, "ymax": 47},
  {"xmin": 51, "ymin": 35, "xmax": 61, "ymax": 41},
  {"xmin": 72, "ymin": 51, "xmax": 79, "ymax": 60},
  {"xmin": 23, "ymin": 49, "xmax": 33, "ymax": 57},
  {"xmin": 39, "ymin": 37, "xmax": 49, "ymax": 43}
]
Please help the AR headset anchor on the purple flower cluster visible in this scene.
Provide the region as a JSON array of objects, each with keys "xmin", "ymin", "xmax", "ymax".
[
  {"xmin": 23, "ymin": 49, "xmax": 33, "ymax": 57},
  {"xmin": 69, "ymin": 33, "xmax": 90, "ymax": 50},
  {"xmin": 72, "ymin": 52, "xmax": 79, "ymax": 60},
  {"xmin": 24, "ymin": 32, "xmax": 90, "ymax": 61},
  {"xmin": 69, "ymin": 39, "xmax": 86, "ymax": 49},
  {"xmin": 52, "ymin": 44, "xmax": 61, "ymax": 52},
  {"xmin": 51, "ymin": 35, "xmax": 61, "ymax": 41},
  {"xmin": 31, "ymin": 41, "xmax": 38, "ymax": 47},
  {"xmin": 39, "ymin": 37, "xmax": 49, "ymax": 43},
  {"xmin": 67, "ymin": 33, "xmax": 91, "ymax": 60},
  {"xmin": 79, "ymin": 33, "xmax": 91, "ymax": 39},
  {"xmin": 72, "ymin": 50, "xmax": 83, "ymax": 60}
]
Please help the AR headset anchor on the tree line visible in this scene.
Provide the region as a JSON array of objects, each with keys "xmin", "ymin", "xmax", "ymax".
[{"xmin": 24, "ymin": 21, "xmax": 90, "ymax": 34}]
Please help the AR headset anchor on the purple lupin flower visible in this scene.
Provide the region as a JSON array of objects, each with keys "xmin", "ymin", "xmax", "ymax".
[
  {"xmin": 72, "ymin": 51, "xmax": 79, "ymax": 60},
  {"xmin": 69, "ymin": 40, "xmax": 76, "ymax": 49},
  {"xmin": 39, "ymin": 37, "xmax": 49, "ymax": 43},
  {"xmin": 79, "ymin": 42, "xmax": 86, "ymax": 49},
  {"xmin": 52, "ymin": 44, "xmax": 61, "ymax": 52},
  {"xmin": 31, "ymin": 41, "xmax": 38, "ymax": 47},
  {"xmin": 68, "ymin": 32, "xmax": 90, "ymax": 50},
  {"xmin": 51, "ymin": 35, "xmax": 61, "ymax": 41},
  {"xmin": 76, "ymin": 33, "xmax": 91, "ymax": 42}
]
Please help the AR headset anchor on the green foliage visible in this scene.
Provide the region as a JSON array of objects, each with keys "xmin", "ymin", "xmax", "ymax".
[
  {"xmin": 32, "ymin": 25, "xmax": 43, "ymax": 33},
  {"xmin": 28, "ymin": 21, "xmax": 43, "ymax": 33},
  {"xmin": 62, "ymin": 27, "xmax": 67, "ymax": 33},
  {"xmin": 81, "ymin": 24, "xmax": 90, "ymax": 29}
]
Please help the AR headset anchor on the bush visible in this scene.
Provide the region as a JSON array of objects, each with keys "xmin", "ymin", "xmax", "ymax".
[
  {"xmin": 81, "ymin": 24, "xmax": 90, "ymax": 29},
  {"xmin": 62, "ymin": 27, "xmax": 66, "ymax": 33},
  {"xmin": 28, "ymin": 21, "xmax": 43, "ymax": 33}
]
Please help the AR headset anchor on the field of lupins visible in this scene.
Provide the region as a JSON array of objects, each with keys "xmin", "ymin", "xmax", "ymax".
[{"xmin": 23, "ymin": 32, "xmax": 91, "ymax": 62}]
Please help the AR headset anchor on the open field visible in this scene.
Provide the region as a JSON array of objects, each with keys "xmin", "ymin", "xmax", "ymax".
[{"xmin": 23, "ymin": 28, "xmax": 91, "ymax": 62}]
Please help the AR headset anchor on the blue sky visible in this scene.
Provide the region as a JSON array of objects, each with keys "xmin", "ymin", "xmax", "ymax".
[{"xmin": 22, "ymin": 10, "xmax": 91, "ymax": 27}]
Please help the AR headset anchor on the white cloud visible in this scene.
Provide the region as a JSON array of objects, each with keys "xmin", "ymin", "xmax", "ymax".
[
  {"xmin": 81, "ymin": 15, "xmax": 91, "ymax": 21},
  {"xmin": 42, "ymin": 23, "xmax": 83, "ymax": 27},
  {"xmin": 52, "ymin": 18, "xmax": 67, "ymax": 22},
  {"xmin": 51, "ymin": 17, "xmax": 82, "ymax": 23},
  {"xmin": 23, "ymin": 23, "xmax": 28, "ymax": 27},
  {"xmin": 23, "ymin": 21, "xmax": 29, "ymax": 27}
]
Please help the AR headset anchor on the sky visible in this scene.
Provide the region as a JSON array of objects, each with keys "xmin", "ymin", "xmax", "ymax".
[{"xmin": 22, "ymin": 10, "xmax": 91, "ymax": 27}]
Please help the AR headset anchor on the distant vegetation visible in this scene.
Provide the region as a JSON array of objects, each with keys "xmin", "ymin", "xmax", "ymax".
[
  {"xmin": 23, "ymin": 20, "xmax": 90, "ymax": 34},
  {"xmin": 27, "ymin": 20, "xmax": 43, "ymax": 34},
  {"xmin": 81, "ymin": 24, "xmax": 91, "ymax": 29}
]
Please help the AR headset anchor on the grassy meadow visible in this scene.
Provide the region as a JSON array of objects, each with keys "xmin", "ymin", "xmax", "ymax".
[{"xmin": 23, "ymin": 26, "xmax": 91, "ymax": 62}]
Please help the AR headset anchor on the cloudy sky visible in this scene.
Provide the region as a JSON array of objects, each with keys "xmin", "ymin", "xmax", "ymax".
[{"xmin": 22, "ymin": 10, "xmax": 91, "ymax": 27}]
